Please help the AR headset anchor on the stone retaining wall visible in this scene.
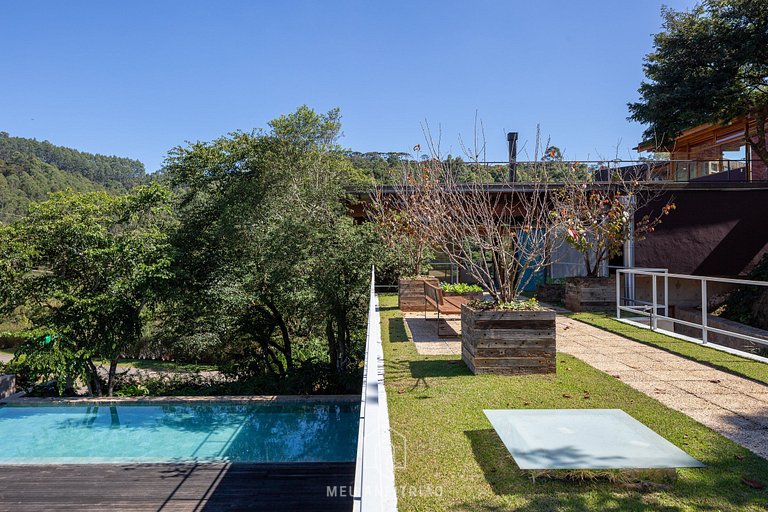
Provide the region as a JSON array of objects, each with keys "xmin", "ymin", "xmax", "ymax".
[{"xmin": 0, "ymin": 374, "xmax": 16, "ymax": 399}]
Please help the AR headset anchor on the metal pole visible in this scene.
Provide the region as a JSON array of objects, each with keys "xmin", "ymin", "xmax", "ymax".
[
  {"xmin": 623, "ymin": 198, "xmax": 636, "ymax": 304},
  {"xmin": 651, "ymin": 274, "xmax": 657, "ymax": 330},
  {"xmin": 664, "ymin": 271, "xmax": 669, "ymax": 317},
  {"xmin": 615, "ymin": 270, "xmax": 621, "ymax": 319},
  {"xmin": 701, "ymin": 280, "xmax": 708, "ymax": 344},
  {"xmin": 507, "ymin": 132, "xmax": 518, "ymax": 182}
]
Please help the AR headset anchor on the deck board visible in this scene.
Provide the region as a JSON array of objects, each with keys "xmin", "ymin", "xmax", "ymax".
[{"xmin": 0, "ymin": 462, "xmax": 354, "ymax": 511}]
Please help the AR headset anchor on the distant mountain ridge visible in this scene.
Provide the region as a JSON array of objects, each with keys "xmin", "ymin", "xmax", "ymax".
[{"xmin": 0, "ymin": 132, "xmax": 147, "ymax": 220}]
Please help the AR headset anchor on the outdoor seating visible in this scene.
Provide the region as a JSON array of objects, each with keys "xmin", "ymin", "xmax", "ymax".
[{"xmin": 423, "ymin": 282, "xmax": 464, "ymax": 337}]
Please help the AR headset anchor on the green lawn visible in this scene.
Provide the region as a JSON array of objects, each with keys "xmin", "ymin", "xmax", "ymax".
[
  {"xmin": 569, "ymin": 312, "xmax": 768, "ymax": 386},
  {"xmin": 380, "ymin": 294, "xmax": 768, "ymax": 511}
]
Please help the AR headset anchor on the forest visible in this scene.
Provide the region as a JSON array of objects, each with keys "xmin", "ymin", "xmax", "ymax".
[
  {"xmin": 0, "ymin": 132, "xmax": 146, "ymax": 220},
  {"xmin": 0, "ymin": 107, "xmax": 395, "ymax": 397}
]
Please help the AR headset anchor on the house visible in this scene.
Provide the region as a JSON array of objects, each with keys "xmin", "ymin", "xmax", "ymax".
[
  {"xmin": 633, "ymin": 117, "xmax": 768, "ymax": 276},
  {"xmin": 635, "ymin": 116, "xmax": 768, "ymax": 182}
]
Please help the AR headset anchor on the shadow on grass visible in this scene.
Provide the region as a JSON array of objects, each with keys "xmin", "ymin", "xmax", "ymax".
[
  {"xmin": 463, "ymin": 426, "xmax": 768, "ymax": 512},
  {"xmin": 462, "ymin": 429, "xmax": 684, "ymax": 511},
  {"xmin": 464, "ymin": 428, "xmax": 528, "ymax": 496},
  {"xmin": 450, "ymin": 494, "xmax": 683, "ymax": 512},
  {"xmin": 388, "ymin": 317, "xmax": 409, "ymax": 342},
  {"xmin": 409, "ymin": 359, "xmax": 470, "ymax": 379}
]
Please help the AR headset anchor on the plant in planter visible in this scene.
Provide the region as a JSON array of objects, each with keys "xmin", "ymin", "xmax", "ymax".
[
  {"xmin": 438, "ymin": 282, "xmax": 484, "ymax": 313},
  {"xmin": 460, "ymin": 297, "xmax": 556, "ymax": 374},
  {"xmin": 399, "ymin": 132, "xmax": 562, "ymax": 374},
  {"xmin": 440, "ymin": 282, "xmax": 483, "ymax": 297},
  {"xmin": 536, "ymin": 277, "xmax": 566, "ymax": 304},
  {"xmin": 552, "ymin": 176, "xmax": 675, "ymax": 311}
]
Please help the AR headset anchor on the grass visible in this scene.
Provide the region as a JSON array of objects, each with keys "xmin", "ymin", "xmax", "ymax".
[
  {"xmin": 379, "ymin": 293, "xmax": 768, "ymax": 511},
  {"xmin": 0, "ymin": 349, "xmax": 214, "ymax": 373},
  {"xmin": 110, "ymin": 359, "xmax": 216, "ymax": 373},
  {"xmin": 569, "ymin": 311, "xmax": 768, "ymax": 386}
]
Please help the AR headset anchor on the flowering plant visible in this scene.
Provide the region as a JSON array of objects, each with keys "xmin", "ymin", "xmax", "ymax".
[{"xmin": 553, "ymin": 181, "xmax": 675, "ymax": 277}]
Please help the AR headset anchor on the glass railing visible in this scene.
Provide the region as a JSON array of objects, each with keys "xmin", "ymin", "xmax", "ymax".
[{"xmin": 457, "ymin": 159, "xmax": 757, "ymax": 183}]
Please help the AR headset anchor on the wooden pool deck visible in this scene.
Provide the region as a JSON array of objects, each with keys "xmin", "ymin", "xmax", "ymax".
[{"xmin": 0, "ymin": 462, "xmax": 355, "ymax": 511}]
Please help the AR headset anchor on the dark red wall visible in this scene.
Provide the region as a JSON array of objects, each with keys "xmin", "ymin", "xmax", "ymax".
[{"xmin": 636, "ymin": 188, "xmax": 768, "ymax": 276}]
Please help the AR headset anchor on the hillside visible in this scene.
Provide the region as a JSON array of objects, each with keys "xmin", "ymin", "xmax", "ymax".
[{"xmin": 0, "ymin": 132, "xmax": 147, "ymax": 220}]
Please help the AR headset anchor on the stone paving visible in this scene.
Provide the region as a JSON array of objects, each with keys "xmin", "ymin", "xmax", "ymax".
[
  {"xmin": 403, "ymin": 310, "xmax": 768, "ymax": 459},
  {"xmin": 403, "ymin": 312, "xmax": 462, "ymax": 355}
]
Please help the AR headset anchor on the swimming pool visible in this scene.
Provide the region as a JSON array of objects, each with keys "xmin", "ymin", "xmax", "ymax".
[{"xmin": 0, "ymin": 400, "xmax": 359, "ymax": 464}]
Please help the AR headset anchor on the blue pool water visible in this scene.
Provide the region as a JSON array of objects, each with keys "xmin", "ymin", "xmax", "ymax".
[{"xmin": 0, "ymin": 401, "xmax": 359, "ymax": 464}]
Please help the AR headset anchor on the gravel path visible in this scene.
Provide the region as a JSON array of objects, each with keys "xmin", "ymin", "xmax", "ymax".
[{"xmin": 558, "ymin": 315, "xmax": 768, "ymax": 459}]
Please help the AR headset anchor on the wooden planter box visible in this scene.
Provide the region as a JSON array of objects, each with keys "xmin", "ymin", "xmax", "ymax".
[
  {"xmin": 536, "ymin": 283, "xmax": 565, "ymax": 304},
  {"xmin": 565, "ymin": 277, "xmax": 615, "ymax": 312},
  {"xmin": 461, "ymin": 305, "xmax": 556, "ymax": 375},
  {"xmin": 398, "ymin": 277, "xmax": 439, "ymax": 312}
]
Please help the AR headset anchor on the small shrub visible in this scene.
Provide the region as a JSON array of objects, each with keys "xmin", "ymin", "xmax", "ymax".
[
  {"xmin": 440, "ymin": 282, "xmax": 483, "ymax": 295},
  {"xmin": 469, "ymin": 297, "xmax": 543, "ymax": 311},
  {"xmin": 0, "ymin": 356, "xmax": 39, "ymax": 393}
]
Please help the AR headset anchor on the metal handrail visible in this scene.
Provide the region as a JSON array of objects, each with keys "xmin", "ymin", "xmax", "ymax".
[
  {"xmin": 353, "ymin": 267, "xmax": 398, "ymax": 512},
  {"xmin": 615, "ymin": 268, "xmax": 768, "ymax": 363},
  {"xmin": 402, "ymin": 159, "xmax": 760, "ymax": 183}
]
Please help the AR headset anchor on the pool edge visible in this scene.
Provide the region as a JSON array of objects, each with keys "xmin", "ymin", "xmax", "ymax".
[{"xmin": 1, "ymin": 394, "xmax": 360, "ymax": 405}]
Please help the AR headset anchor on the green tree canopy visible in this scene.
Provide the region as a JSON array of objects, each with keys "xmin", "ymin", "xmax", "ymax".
[
  {"xmin": 0, "ymin": 184, "xmax": 174, "ymax": 396},
  {"xmin": 629, "ymin": 0, "xmax": 768, "ymax": 163},
  {"xmin": 163, "ymin": 107, "xmax": 376, "ymax": 392},
  {"xmin": 0, "ymin": 132, "xmax": 146, "ymax": 188}
]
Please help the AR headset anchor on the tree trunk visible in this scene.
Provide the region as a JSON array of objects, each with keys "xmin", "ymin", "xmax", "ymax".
[
  {"xmin": 584, "ymin": 253, "xmax": 596, "ymax": 278},
  {"xmin": 265, "ymin": 300, "xmax": 293, "ymax": 371},
  {"xmin": 107, "ymin": 359, "xmax": 118, "ymax": 397},
  {"xmin": 336, "ymin": 313, "xmax": 349, "ymax": 374},
  {"xmin": 87, "ymin": 360, "xmax": 102, "ymax": 397},
  {"xmin": 326, "ymin": 319, "xmax": 338, "ymax": 371}
]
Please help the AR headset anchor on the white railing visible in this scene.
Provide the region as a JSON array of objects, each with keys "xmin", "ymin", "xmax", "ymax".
[
  {"xmin": 616, "ymin": 268, "xmax": 768, "ymax": 363},
  {"xmin": 353, "ymin": 267, "xmax": 398, "ymax": 512}
]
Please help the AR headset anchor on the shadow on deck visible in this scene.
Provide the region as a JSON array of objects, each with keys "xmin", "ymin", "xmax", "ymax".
[{"xmin": 0, "ymin": 462, "xmax": 354, "ymax": 511}]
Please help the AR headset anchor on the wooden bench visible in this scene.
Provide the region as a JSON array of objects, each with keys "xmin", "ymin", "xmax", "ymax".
[{"xmin": 424, "ymin": 283, "xmax": 464, "ymax": 337}]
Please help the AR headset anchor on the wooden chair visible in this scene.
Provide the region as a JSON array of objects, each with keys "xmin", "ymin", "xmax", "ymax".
[{"xmin": 423, "ymin": 282, "xmax": 463, "ymax": 337}]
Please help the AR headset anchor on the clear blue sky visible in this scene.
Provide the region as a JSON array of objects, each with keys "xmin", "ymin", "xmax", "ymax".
[{"xmin": 1, "ymin": 0, "xmax": 695, "ymax": 172}]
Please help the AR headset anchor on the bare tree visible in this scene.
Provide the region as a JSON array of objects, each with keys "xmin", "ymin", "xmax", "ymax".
[
  {"xmin": 396, "ymin": 125, "xmax": 563, "ymax": 303},
  {"xmin": 551, "ymin": 170, "xmax": 675, "ymax": 277},
  {"xmin": 369, "ymin": 183, "xmax": 433, "ymax": 277}
]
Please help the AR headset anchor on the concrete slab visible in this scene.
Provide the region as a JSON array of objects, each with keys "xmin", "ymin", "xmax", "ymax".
[{"xmin": 484, "ymin": 409, "xmax": 703, "ymax": 470}]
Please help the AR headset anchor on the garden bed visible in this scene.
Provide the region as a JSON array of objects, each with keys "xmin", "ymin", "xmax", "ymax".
[
  {"xmin": 565, "ymin": 277, "xmax": 615, "ymax": 312},
  {"xmin": 398, "ymin": 277, "xmax": 439, "ymax": 312},
  {"xmin": 461, "ymin": 304, "xmax": 556, "ymax": 375}
]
